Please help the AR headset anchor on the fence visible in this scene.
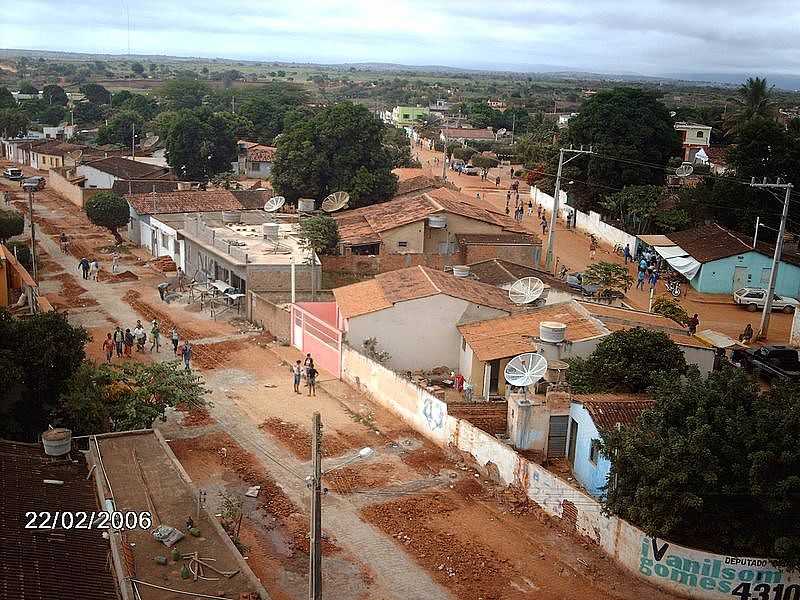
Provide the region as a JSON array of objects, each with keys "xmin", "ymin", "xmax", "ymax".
[
  {"xmin": 246, "ymin": 291, "xmax": 291, "ymax": 342},
  {"xmin": 338, "ymin": 343, "xmax": 799, "ymax": 600},
  {"xmin": 531, "ymin": 187, "xmax": 639, "ymax": 253}
]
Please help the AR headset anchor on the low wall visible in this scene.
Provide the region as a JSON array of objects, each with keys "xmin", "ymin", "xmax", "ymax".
[
  {"xmin": 48, "ymin": 168, "xmax": 102, "ymax": 209},
  {"xmin": 246, "ymin": 291, "xmax": 291, "ymax": 342},
  {"xmin": 339, "ymin": 344, "xmax": 799, "ymax": 600},
  {"xmin": 322, "ymin": 253, "xmax": 449, "ymax": 276},
  {"xmin": 531, "ymin": 187, "xmax": 638, "ymax": 253}
]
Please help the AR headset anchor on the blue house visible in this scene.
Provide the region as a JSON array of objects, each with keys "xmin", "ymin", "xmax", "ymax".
[
  {"xmin": 566, "ymin": 395, "xmax": 654, "ymax": 498},
  {"xmin": 647, "ymin": 224, "xmax": 800, "ymax": 298}
]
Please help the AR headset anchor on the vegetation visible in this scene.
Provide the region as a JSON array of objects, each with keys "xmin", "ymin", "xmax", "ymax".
[
  {"xmin": 84, "ymin": 192, "xmax": 130, "ymax": 244},
  {"xmin": 79, "ymin": 83, "xmax": 111, "ymax": 105},
  {"xmin": 96, "ymin": 110, "xmax": 144, "ymax": 146},
  {"xmin": 567, "ymin": 328, "xmax": 686, "ymax": 393},
  {"xmin": 0, "ymin": 210, "xmax": 25, "ymax": 243},
  {"xmin": 725, "ymin": 77, "xmax": 775, "ymax": 135},
  {"xmin": 297, "ymin": 215, "xmax": 340, "ymax": 256},
  {"xmin": 0, "ymin": 108, "xmax": 29, "ymax": 137},
  {"xmin": 581, "ymin": 261, "xmax": 632, "ymax": 297},
  {"xmin": 602, "ymin": 367, "xmax": 800, "ymax": 568},
  {"xmin": 651, "ymin": 296, "xmax": 689, "ymax": 325},
  {"xmin": 0, "ymin": 87, "xmax": 16, "ymax": 109},
  {"xmin": 164, "ymin": 108, "xmax": 237, "ymax": 180},
  {"xmin": 42, "ymin": 84, "xmax": 68, "ymax": 106}
]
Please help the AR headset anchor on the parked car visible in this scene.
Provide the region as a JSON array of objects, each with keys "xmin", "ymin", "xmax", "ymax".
[
  {"xmin": 731, "ymin": 345, "xmax": 800, "ymax": 381},
  {"xmin": 461, "ymin": 165, "xmax": 480, "ymax": 176},
  {"xmin": 450, "ymin": 159, "xmax": 465, "ymax": 172},
  {"xmin": 565, "ymin": 272, "xmax": 600, "ymax": 297},
  {"xmin": 22, "ymin": 176, "xmax": 46, "ymax": 191},
  {"xmin": 3, "ymin": 167, "xmax": 23, "ymax": 181},
  {"xmin": 733, "ymin": 287, "xmax": 798, "ymax": 313}
]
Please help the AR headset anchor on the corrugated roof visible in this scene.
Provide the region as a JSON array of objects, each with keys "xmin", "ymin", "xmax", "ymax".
[
  {"xmin": 334, "ymin": 265, "xmax": 514, "ymax": 319},
  {"xmin": 0, "ymin": 440, "xmax": 118, "ymax": 600},
  {"xmin": 457, "ymin": 301, "xmax": 609, "ymax": 361},
  {"xmin": 83, "ymin": 157, "xmax": 173, "ymax": 181},
  {"xmin": 574, "ymin": 396, "xmax": 654, "ymax": 430},
  {"xmin": 111, "ymin": 179, "xmax": 182, "ymax": 195},
  {"xmin": 127, "ymin": 190, "xmax": 244, "ymax": 215},
  {"xmin": 468, "ymin": 259, "xmax": 569, "ymax": 291}
]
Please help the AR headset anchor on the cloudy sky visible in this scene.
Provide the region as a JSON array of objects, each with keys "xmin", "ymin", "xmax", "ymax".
[{"xmin": 3, "ymin": 0, "xmax": 800, "ymax": 76}]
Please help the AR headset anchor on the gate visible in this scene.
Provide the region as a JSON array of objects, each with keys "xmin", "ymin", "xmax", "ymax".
[
  {"xmin": 290, "ymin": 303, "xmax": 342, "ymax": 378},
  {"xmin": 547, "ymin": 415, "xmax": 569, "ymax": 458}
]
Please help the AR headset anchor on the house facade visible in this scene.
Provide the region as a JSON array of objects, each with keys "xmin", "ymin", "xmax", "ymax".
[
  {"xmin": 77, "ymin": 157, "xmax": 172, "ymax": 189},
  {"xmin": 30, "ymin": 141, "xmax": 85, "ymax": 170},
  {"xmin": 235, "ymin": 141, "xmax": 276, "ymax": 178},
  {"xmin": 440, "ymin": 127, "xmax": 497, "ymax": 145},
  {"xmin": 391, "ymin": 106, "xmax": 430, "ymax": 127},
  {"xmin": 674, "ymin": 122, "xmax": 712, "ymax": 162}
]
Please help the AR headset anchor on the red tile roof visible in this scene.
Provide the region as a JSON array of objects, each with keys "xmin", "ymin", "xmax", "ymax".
[
  {"xmin": 441, "ymin": 127, "xmax": 496, "ymax": 140},
  {"xmin": 127, "ymin": 190, "xmax": 244, "ymax": 215},
  {"xmin": 0, "ymin": 440, "xmax": 118, "ymax": 600},
  {"xmin": 30, "ymin": 140, "xmax": 85, "ymax": 157},
  {"xmin": 574, "ymin": 395, "xmax": 655, "ymax": 430},
  {"xmin": 456, "ymin": 233, "xmax": 541, "ymax": 245},
  {"xmin": 667, "ymin": 224, "xmax": 751, "ymax": 263},
  {"xmin": 468, "ymin": 259, "xmax": 569, "ymax": 290}
]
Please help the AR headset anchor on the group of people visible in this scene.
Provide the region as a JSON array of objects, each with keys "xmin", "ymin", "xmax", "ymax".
[
  {"xmin": 101, "ymin": 319, "xmax": 193, "ymax": 370},
  {"xmin": 77, "ymin": 257, "xmax": 100, "ymax": 280},
  {"xmin": 292, "ymin": 353, "xmax": 318, "ymax": 396},
  {"xmin": 632, "ymin": 248, "xmax": 662, "ymax": 292}
]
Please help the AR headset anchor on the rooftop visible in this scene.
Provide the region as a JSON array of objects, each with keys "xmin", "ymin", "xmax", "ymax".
[
  {"xmin": 0, "ymin": 440, "xmax": 118, "ymax": 600},
  {"xmin": 334, "ymin": 265, "xmax": 515, "ymax": 319},
  {"xmin": 111, "ymin": 179, "xmax": 182, "ymax": 195},
  {"xmin": 30, "ymin": 140, "xmax": 85, "ymax": 157},
  {"xmin": 456, "ymin": 232, "xmax": 541, "ymax": 246},
  {"xmin": 667, "ymin": 223, "xmax": 752, "ymax": 263},
  {"xmin": 457, "ymin": 301, "xmax": 609, "ymax": 361},
  {"xmin": 231, "ymin": 189, "xmax": 274, "ymax": 209},
  {"xmin": 467, "ymin": 258, "xmax": 569, "ymax": 291},
  {"xmin": 127, "ymin": 189, "xmax": 244, "ymax": 215},
  {"xmin": 573, "ymin": 395, "xmax": 655, "ymax": 430},
  {"xmin": 82, "ymin": 156, "xmax": 173, "ymax": 180},
  {"xmin": 440, "ymin": 127, "xmax": 496, "ymax": 140}
]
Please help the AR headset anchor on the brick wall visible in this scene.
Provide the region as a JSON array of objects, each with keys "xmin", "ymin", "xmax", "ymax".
[
  {"xmin": 321, "ymin": 253, "xmax": 451, "ymax": 276},
  {"xmin": 461, "ymin": 243, "xmax": 539, "ymax": 267},
  {"xmin": 247, "ymin": 264, "xmax": 320, "ymax": 292},
  {"xmin": 246, "ymin": 291, "xmax": 291, "ymax": 341}
]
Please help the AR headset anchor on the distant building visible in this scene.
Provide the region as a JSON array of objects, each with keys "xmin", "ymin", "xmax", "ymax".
[
  {"xmin": 429, "ymin": 99, "xmax": 451, "ymax": 113},
  {"xmin": 674, "ymin": 121, "xmax": 712, "ymax": 162},
  {"xmin": 440, "ymin": 127, "xmax": 497, "ymax": 145},
  {"xmin": 390, "ymin": 106, "xmax": 430, "ymax": 127},
  {"xmin": 77, "ymin": 156, "xmax": 173, "ymax": 189},
  {"xmin": 487, "ymin": 99, "xmax": 506, "ymax": 110},
  {"xmin": 29, "ymin": 140, "xmax": 86, "ymax": 170},
  {"xmin": 557, "ymin": 113, "xmax": 578, "ymax": 128},
  {"xmin": 234, "ymin": 140, "xmax": 277, "ymax": 178}
]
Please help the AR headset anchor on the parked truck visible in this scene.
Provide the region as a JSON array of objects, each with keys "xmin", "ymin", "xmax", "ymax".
[{"xmin": 731, "ymin": 345, "xmax": 800, "ymax": 381}]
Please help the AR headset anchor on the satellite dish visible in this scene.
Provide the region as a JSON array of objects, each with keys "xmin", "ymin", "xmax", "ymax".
[
  {"xmin": 504, "ymin": 353, "xmax": 548, "ymax": 388},
  {"xmin": 496, "ymin": 128, "xmax": 507, "ymax": 136},
  {"xmin": 675, "ymin": 162, "xmax": 694, "ymax": 177},
  {"xmin": 508, "ymin": 277, "xmax": 545, "ymax": 305},
  {"xmin": 322, "ymin": 191, "xmax": 350, "ymax": 213},
  {"xmin": 264, "ymin": 196, "xmax": 286, "ymax": 212}
]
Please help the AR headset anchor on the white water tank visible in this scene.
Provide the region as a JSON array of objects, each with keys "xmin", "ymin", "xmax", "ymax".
[
  {"xmin": 262, "ymin": 222, "xmax": 279, "ymax": 240},
  {"xmin": 452, "ymin": 265, "xmax": 470, "ymax": 278},
  {"xmin": 428, "ymin": 215, "xmax": 447, "ymax": 228},
  {"xmin": 298, "ymin": 198, "xmax": 315, "ymax": 212},
  {"xmin": 42, "ymin": 428, "xmax": 72, "ymax": 456},
  {"xmin": 177, "ymin": 181, "xmax": 192, "ymax": 191},
  {"xmin": 539, "ymin": 321, "xmax": 567, "ymax": 343},
  {"xmin": 222, "ymin": 210, "xmax": 240, "ymax": 223}
]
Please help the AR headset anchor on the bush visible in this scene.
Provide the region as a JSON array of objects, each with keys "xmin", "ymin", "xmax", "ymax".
[
  {"xmin": 0, "ymin": 209, "xmax": 24, "ymax": 243},
  {"xmin": 6, "ymin": 241, "xmax": 31, "ymax": 269},
  {"xmin": 652, "ymin": 297, "xmax": 689, "ymax": 325}
]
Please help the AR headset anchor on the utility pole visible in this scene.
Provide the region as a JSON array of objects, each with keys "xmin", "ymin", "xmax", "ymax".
[
  {"xmin": 131, "ymin": 122, "xmax": 135, "ymax": 159},
  {"xmin": 544, "ymin": 146, "xmax": 593, "ymax": 271},
  {"xmin": 24, "ymin": 185, "xmax": 38, "ymax": 283},
  {"xmin": 749, "ymin": 178, "xmax": 792, "ymax": 340},
  {"xmin": 753, "ymin": 216, "xmax": 761, "ymax": 248},
  {"xmin": 511, "ymin": 113, "xmax": 516, "ymax": 145},
  {"xmin": 441, "ymin": 138, "xmax": 447, "ymax": 181},
  {"xmin": 308, "ymin": 412, "xmax": 322, "ymax": 600}
]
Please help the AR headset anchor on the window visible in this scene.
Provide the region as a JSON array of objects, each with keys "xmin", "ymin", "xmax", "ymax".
[
  {"xmin": 397, "ymin": 241, "xmax": 408, "ymax": 248},
  {"xmin": 696, "ymin": 131, "xmax": 704, "ymax": 138},
  {"xmin": 462, "ymin": 337, "xmax": 466, "ymax": 351},
  {"xmin": 589, "ymin": 439, "xmax": 601, "ymax": 465},
  {"xmin": 161, "ymin": 233, "xmax": 169, "ymax": 249}
]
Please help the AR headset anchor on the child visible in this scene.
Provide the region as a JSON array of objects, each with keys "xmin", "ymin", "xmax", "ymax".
[
  {"xmin": 124, "ymin": 328, "xmax": 134, "ymax": 357},
  {"xmin": 171, "ymin": 327, "xmax": 180, "ymax": 355},
  {"xmin": 307, "ymin": 365, "xmax": 318, "ymax": 397},
  {"xmin": 102, "ymin": 333, "xmax": 114, "ymax": 364},
  {"xmin": 292, "ymin": 360, "xmax": 302, "ymax": 394}
]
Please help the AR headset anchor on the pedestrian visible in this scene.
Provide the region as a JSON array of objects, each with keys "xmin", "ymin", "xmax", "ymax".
[
  {"xmin": 307, "ymin": 364, "xmax": 318, "ymax": 396},
  {"xmin": 292, "ymin": 360, "xmax": 302, "ymax": 394},
  {"xmin": 176, "ymin": 267, "xmax": 186, "ymax": 292},
  {"xmin": 589, "ymin": 245, "xmax": 597, "ymax": 261},
  {"xmin": 506, "ymin": 190, "xmax": 511, "ymax": 203},
  {"xmin": 3, "ymin": 191, "xmax": 10, "ymax": 205},
  {"xmin": 739, "ymin": 323, "xmax": 754, "ymax": 344},
  {"xmin": 78, "ymin": 257, "xmax": 90, "ymax": 279},
  {"xmin": 134, "ymin": 324, "xmax": 146, "ymax": 353},
  {"xmin": 124, "ymin": 328, "xmax": 133, "ymax": 357},
  {"xmin": 527, "ymin": 199, "xmax": 533, "ymax": 216},
  {"xmin": 636, "ymin": 269, "xmax": 646, "ymax": 290},
  {"xmin": 102, "ymin": 333, "xmax": 114, "ymax": 364},
  {"xmin": 88, "ymin": 258, "xmax": 99, "ymax": 281},
  {"xmin": 541, "ymin": 217, "xmax": 548, "ymax": 235},
  {"xmin": 59, "ymin": 232, "xmax": 69, "ymax": 253},
  {"xmin": 649, "ymin": 270, "xmax": 659, "ymax": 291},
  {"xmin": 476, "ymin": 192, "xmax": 481, "ymax": 201},
  {"xmin": 623, "ymin": 244, "xmax": 631, "ymax": 264},
  {"xmin": 111, "ymin": 253, "xmax": 119, "ymax": 274},
  {"xmin": 495, "ymin": 176, "xmax": 500, "ymax": 187},
  {"xmin": 510, "ymin": 167, "xmax": 514, "ymax": 179},
  {"xmin": 150, "ymin": 319, "xmax": 160, "ymax": 353},
  {"xmin": 157, "ymin": 281, "xmax": 170, "ymax": 301},
  {"xmin": 687, "ymin": 313, "xmax": 700, "ymax": 335},
  {"xmin": 638, "ymin": 257, "xmax": 648, "ymax": 272},
  {"xmin": 171, "ymin": 327, "xmax": 180, "ymax": 355},
  {"xmin": 113, "ymin": 325, "xmax": 124, "ymax": 357},
  {"xmin": 303, "ymin": 353, "xmax": 314, "ymax": 377},
  {"xmin": 181, "ymin": 342, "xmax": 192, "ymax": 371},
  {"xmin": 537, "ymin": 204, "xmax": 542, "ymax": 218},
  {"xmin": 505, "ymin": 203, "xmax": 510, "ymax": 215}
]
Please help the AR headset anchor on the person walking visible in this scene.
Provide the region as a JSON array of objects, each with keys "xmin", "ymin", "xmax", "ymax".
[
  {"xmin": 506, "ymin": 190, "xmax": 511, "ymax": 204},
  {"xmin": 636, "ymin": 269, "xmax": 646, "ymax": 290},
  {"xmin": 171, "ymin": 327, "xmax": 180, "ymax": 355},
  {"xmin": 113, "ymin": 326, "xmax": 124, "ymax": 358},
  {"xmin": 292, "ymin": 360, "xmax": 302, "ymax": 394},
  {"xmin": 649, "ymin": 270, "xmax": 659, "ymax": 291},
  {"xmin": 150, "ymin": 320, "xmax": 160, "ymax": 353},
  {"xmin": 541, "ymin": 217, "xmax": 548, "ymax": 235},
  {"xmin": 102, "ymin": 333, "xmax": 114, "ymax": 364},
  {"xmin": 495, "ymin": 176, "xmax": 500, "ymax": 187},
  {"xmin": 3, "ymin": 191, "xmax": 11, "ymax": 206},
  {"xmin": 687, "ymin": 313, "xmax": 700, "ymax": 335},
  {"xmin": 505, "ymin": 202, "xmax": 510, "ymax": 216},
  {"xmin": 124, "ymin": 328, "xmax": 134, "ymax": 357},
  {"xmin": 537, "ymin": 204, "xmax": 542, "ymax": 219},
  {"xmin": 527, "ymin": 199, "xmax": 533, "ymax": 216},
  {"xmin": 181, "ymin": 342, "xmax": 193, "ymax": 371},
  {"xmin": 307, "ymin": 364, "xmax": 318, "ymax": 397},
  {"xmin": 638, "ymin": 257, "xmax": 648, "ymax": 273},
  {"xmin": 589, "ymin": 237, "xmax": 598, "ymax": 261},
  {"xmin": 623, "ymin": 244, "xmax": 632, "ymax": 264},
  {"xmin": 59, "ymin": 232, "xmax": 69, "ymax": 253},
  {"xmin": 78, "ymin": 257, "xmax": 90, "ymax": 280},
  {"xmin": 89, "ymin": 258, "xmax": 100, "ymax": 281},
  {"xmin": 111, "ymin": 253, "xmax": 119, "ymax": 274}
]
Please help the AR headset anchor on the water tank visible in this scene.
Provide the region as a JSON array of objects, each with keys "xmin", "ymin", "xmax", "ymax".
[
  {"xmin": 539, "ymin": 321, "xmax": 567, "ymax": 343},
  {"xmin": 177, "ymin": 181, "xmax": 192, "ymax": 191},
  {"xmin": 544, "ymin": 359, "xmax": 569, "ymax": 383},
  {"xmin": 428, "ymin": 215, "xmax": 447, "ymax": 228},
  {"xmin": 298, "ymin": 198, "xmax": 315, "ymax": 212},
  {"xmin": 452, "ymin": 265, "xmax": 470, "ymax": 278},
  {"xmin": 42, "ymin": 428, "xmax": 72, "ymax": 456},
  {"xmin": 262, "ymin": 222, "xmax": 280, "ymax": 240},
  {"xmin": 222, "ymin": 210, "xmax": 240, "ymax": 223}
]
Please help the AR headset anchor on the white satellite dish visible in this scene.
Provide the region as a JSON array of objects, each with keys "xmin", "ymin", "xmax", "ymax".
[
  {"xmin": 675, "ymin": 162, "xmax": 694, "ymax": 177},
  {"xmin": 496, "ymin": 128, "xmax": 507, "ymax": 136},
  {"xmin": 504, "ymin": 353, "xmax": 548, "ymax": 388},
  {"xmin": 321, "ymin": 191, "xmax": 350, "ymax": 213},
  {"xmin": 264, "ymin": 196, "xmax": 286, "ymax": 212},
  {"xmin": 508, "ymin": 277, "xmax": 545, "ymax": 305}
]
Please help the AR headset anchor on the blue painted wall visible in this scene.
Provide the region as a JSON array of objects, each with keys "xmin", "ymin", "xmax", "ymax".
[
  {"xmin": 567, "ymin": 402, "xmax": 611, "ymax": 498},
  {"xmin": 690, "ymin": 251, "xmax": 800, "ymax": 297}
]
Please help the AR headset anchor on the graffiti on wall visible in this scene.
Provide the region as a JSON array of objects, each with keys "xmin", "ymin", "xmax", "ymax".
[{"xmin": 422, "ymin": 396, "xmax": 446, "ymax": 432}]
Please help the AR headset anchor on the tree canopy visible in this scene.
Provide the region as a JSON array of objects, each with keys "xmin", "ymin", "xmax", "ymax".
[
  {"xmin": 158, "ymin": 78, "xmax": 211, "ymax": 110},
  {"xmin": 271, "ymin": 102, "xmax": 398, "ymax": 208},
  {"xmin": 18, "ymin": 81, "xmax": 38, "ymax": 95},
  {"xmin": 581, "ymin": 261, "xmax": 633, "ymax": 297},
  {"xmin": 297, "ymin": 215, "xmax": 340, "ymax": 256},
  {"xmin": 84, "ymin": 192, "xmax": 130, "ymax": 244},
  {"xmin": 0, "ymin": 209, "xmax": 24, "ymax": 243},
  {"xmin": 96, "ymin": 110, "xmax": 144, "ymax": 146},
  {"xmin": 725, "ymin": 77, "xmax": 775, "ymax": 135},
  {"xmin": 42, "ymin": 84, "xmax": 68, "ymax": 106},
  {"xmin": 0, "ymin": 108, "xmax": 30, "ymax": 138},
  {"xmin": 79, "ymin": 83, "xmax": 111, "ymax": 105},
  {"xmin": 164, "ymin": 108, "xmax": 237, "ymax": 181},
  {"xmin": 602, "ymin": 367, "xmax": 800, "ymax": 568},
  {"xmin": 0, "ymin": 87, "xmax": 15, "ymax": 109}
]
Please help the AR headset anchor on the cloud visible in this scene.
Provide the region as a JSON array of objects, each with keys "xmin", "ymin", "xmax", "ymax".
[{"xmin": 1, "ymin": 0, "xmax": 799, "ymax": 75}]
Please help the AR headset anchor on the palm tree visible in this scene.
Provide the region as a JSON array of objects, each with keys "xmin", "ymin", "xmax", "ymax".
[{"xmin": 725, "ymin": 77, "xmax": 776, "ymax": 135}]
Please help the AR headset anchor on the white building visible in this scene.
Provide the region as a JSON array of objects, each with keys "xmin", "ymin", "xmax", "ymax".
[
  {"xmin": 674, "ymin": 122, "xmax": 712, "ymax": 162},
  {"xmin": 77, "ymin": 157, "xmax": 172, "ymax": 189}
]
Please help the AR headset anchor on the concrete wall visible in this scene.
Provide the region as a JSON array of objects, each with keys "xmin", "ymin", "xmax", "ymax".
[
  {"xmin": 567, "ymin": 402, "xmax": 609, "ymax": 497},
  {"xmin": 345, "ymin": 294, "xmax": 508, "ymax": 372},
  {"xmin": 380, "ymin": 221, "xmax": 425, "ymax": 254},
  {"xmin": 77, "ymin": 164, "xmax": 116, "ymax": 189},
  {"xmin": 48, "ymin": 168, "xmax": 102, "ymax": 209},
  {"xmin": 680, "ymin": 344, "xmax": 717, "ymax": 376},
  {"xmin": 322, "ymin": 253, "xmax": 450, "ymax": 276},
  {"xmin": 337, "ymin": 345, "xmax": 800, "ymax": 600},
  {"xmin": 461, "ymin": 242, "xmax": 540, "ymax": 267},
  {"xmin": 246, "ymin": 291, "xmax": 291, "ymax": 341},
  {"xmin": 694, "ymin": 251, "xmax": 800, "ymax": 297}
]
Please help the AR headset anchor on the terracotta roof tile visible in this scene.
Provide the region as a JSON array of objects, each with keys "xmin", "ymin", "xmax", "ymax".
[
  {"xmin": 333, "ymin": 279, "xmax": 392, "ymax": 318},
  {"xmin": 83, "ymin": 156, "xmax": 173, "ymax": 180},
  {"xmin": 467, "ymin": 259, "xmax": 568, "ymax": 290},
  {"xmin": 111, "ymin": 179, "xmax": 181, "ymax": 195},
  {"xmin": 31, "ymin": 140, "xmax": 85, "ymax": 157},
  {"xmin": 456, "ymin": 232, "xmax": 540, "ymax": 245},
  {"xmin": 573, "ymin": 395, "xmax": 654, "ymax": 430},
  {"xmin": 457, "ymin": 302, "xmax": 609, "ymax": 361},
  {"xmin": 441, "ymin": 127, "xmax": 496, "ymax": 140},
  {"xmin": 667, "ymin": 224, "xmax": 751, "ymax": 263},
  {"xmin": 247, "ymin": 145, "xmax": 276, "ymax": 162},
  {"xmin": 127, "ymin": 190, "xmax": 244, "ymax": 215}
]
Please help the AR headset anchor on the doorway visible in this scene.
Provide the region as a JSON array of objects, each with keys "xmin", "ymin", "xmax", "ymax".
[
  {"xmin": 732, "ymin": 266, "xmax": 748, "ymax": 291},
  {"xmin": 488, "ymin": 360, "xmax": 500, "ymax": 395},
  {"xmin": 548, "ymin": 415, "xmax": 569, "ymax": 458},
  {"xmin": 567, "ymin": 418, "xmax": 579, "ymax": 466}
]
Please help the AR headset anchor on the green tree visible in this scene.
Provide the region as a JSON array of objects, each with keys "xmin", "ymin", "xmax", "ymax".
[
  {"xmin": 158, "ymin": 78, "xmax": 211, "ymax": 110},
  {"xmin": 72, "ymin": 101, "xmax": 103, "ymax": 124},
  {"xmin": 602, "ymin": 367, "xmax": 800, "ymax": 568},
  {"xmin": 151, "ymin": 110, "xmax": 180, "ymax": 139},
  {"xmin": 451, "ymin": 146, "xmax": 477, "ymax": 162},
  {"xmin": 581, "ymin": 261, "xmax": 633, "ymax": 297},
  {"xmin": 383, "ymin": 126, "xmax": 415, "ymax": 168},
  {"xmin": 84, "ymin": 192, "xmax": 130, "ymax": 244},
  {"xmin": 216, "ymin": 111, "xmax": 255, "ymax": 140},
  {"xmin": 471, "ymin": 155, "xmax": 499, "ymax": 170},
  {"xmin": 42, "ymin": 84, "xmax": 68, "ymax": 106},
  {"xmin": 725, "ymin": 77, "xmax": 775, "ymax": 135},
  {"xmin": 111, "ymin": 90, "xmax": 134, "ymax": 107},
  {"xmin": 297, "ymin": 215, "xmax": 339, "ymax": 255},
  {"xmin": 271, "ymin": 102, "xmax": 397, "ymax": 208},
  {"xmin": 18, "ymin": 81, "xmax": 38, "ymax": 95},
  {"xmin": 119, "ymin": 93, "xmax": 159, "ymax": 119},
  {"xmin": 79, "ymin": 83, "xmax": 111, "ymax": 105},
  {"xmin": 164, "ymin": 109, "xmax": 237, "ymax": 180},
  {"xmin": 0, "ymin": 209, "xmax": 24, "ymax": 243},
  {"xmin": 96, "ymin": 110, "xmax": 144, "ymax": 146},
  {"xmin": 564, "ymin": 88, "xmax": 679, "ymax": 210},
  {"xmin": 0, "ymin": 108, "xmax": 30, "ymax": 138},
  {"xmin": 600, "ymin": 185, "xmax": 662, "ymax": 234},
  {"xmin": 651, "ymin": 296, "xmax": 689, "ymax": 325},
  {"xmin": 131, "ymin": 61, "xmax": 145, "ymax": 75},
  {"xmin": 0, "ymin": 87, "xmax": 15, "ymax": 109},
  {"xmin": 567, "ymin": 327, "xmax": 686, "ymax": 393},
  {"xmin": 40, "ymin": 105, "xmax": 66, "ymax": 126}
]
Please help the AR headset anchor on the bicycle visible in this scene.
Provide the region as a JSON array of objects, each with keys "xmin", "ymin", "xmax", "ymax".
[{"xmin": 664, "ymin": 277, "xmax": 682, "ymax": 297}]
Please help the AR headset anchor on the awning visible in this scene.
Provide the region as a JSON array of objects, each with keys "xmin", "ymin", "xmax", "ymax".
[
  {"xmin": 654, "ymin": 245, "xmax": 689, "ymax": 260},
  {"xmin": 695, "ymin": 329, "xmax": 742, "ymax": 349},
  {"xmin": 638, "ymin": 234, "xmax": 674, "ymax": 247},
  {"xmin": 665, "ymin": 255, "xmax": 702, "ymax": 280}
]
